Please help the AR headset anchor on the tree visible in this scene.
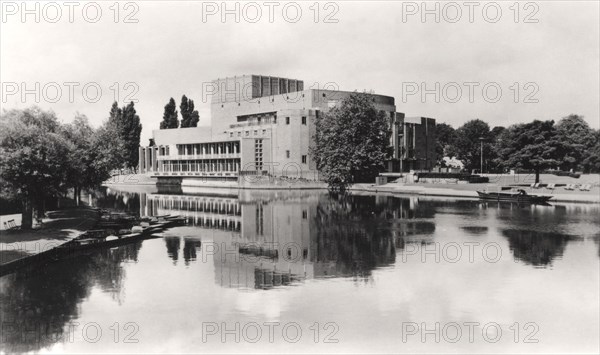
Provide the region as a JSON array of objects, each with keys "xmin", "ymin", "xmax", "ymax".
[
  {"xmin": 453, "ymin": 119, "xmax": 493, "ymax": 172},
  {"xmin": 60, "ymin": 114, "xmax": 95, "ymax": 205},
  {"xmin": 495, "ymin": 120, "xmax": 564, "ymax": 183},
  {"xmin": 180, "ymin": 95, "xmax": 200, "ymax": 128},
  {"xmin": 555, "ymin": 114, "xmax": 597, "ymax": 172},
  {"xmin": 120, "ymin": 102, "xmax": 142, "ymax": 171},
  {"xmin": 90, "ymin": 118, "xmax": 126, "ymax": 180},
  {"xmin": 0, "ymin": 107, "xmax": 72, "ymax": 229},
  {"xmin": 108, "ymin": 101, "xmax": 122, "ymax": 126},
  {"xmin": 487, "ymin": 126, "xmax": 506, "ymax": 173},
  {"xmin": 160, "ymin": 98, "xmax": 179, "ymax": 129},
  {"xmin": 581, "ymin": 130, "xmax": 600, "ymax": 173},
  {"xmin": 105, "ymin": 101, "xmax": 142, "ymax": 171},
  {"xmin": 491, "ymin": 126, "xmax": 505, "ymax": 138},
  {"xmin": 435, "ymin": 123, "xmax": 456, "ymax": 162},
  {"xmin": 311, "ymin": 92, "xmax": 391, "ymax": 191}
]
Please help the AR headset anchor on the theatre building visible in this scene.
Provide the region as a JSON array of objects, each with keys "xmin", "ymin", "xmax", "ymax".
[{"xmin": 138, "ymin": 75, "xmax": 436, "ymax": 183}]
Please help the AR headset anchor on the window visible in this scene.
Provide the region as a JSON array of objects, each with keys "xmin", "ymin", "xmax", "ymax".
[
  {"xmin": 229, "ymin": 132, "xmax": 233, "ymax": 138},
  {"xmin": 274, "ymin": 117, "xmax": 277, "ymax": 124},
  {"xmin": 286, "ymin": 150, "xmax": 290, "ymax": 158},
  {"xmin": 245, "ymin": 131, "xmax": 249, "ymax": 137},
  {"xmin": 262, "ymin": 129, "xmax": 266, "ymax": 135},
  {"xmin": 302, "ymin": 155, "xmax": 307, "ymax": 164},
  {"xmin": 254, "ymin": 130, "xmax": 258, "ymax": 136},
  {"xmin": 301, "ymin": 116, "xmax": 306, "ymax": 125},
  {"xmin": 302, "ymin": 210, "xmax": 308, "ymax": 219},
  {"xmin": 286, "ymin": 117, "xmax": 290, "ymax": 125},
  {"xmin": 237, "ymin": 131, "xmax": 241, "ymax": 137},
  {"xmin": 255, "ymin": 139, "xmax": 263, "ymax": 171}
]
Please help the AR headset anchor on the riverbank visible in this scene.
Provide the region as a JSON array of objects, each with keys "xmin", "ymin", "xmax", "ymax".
[
  {"xmin": 104, "ymin": 174, "xmax": 328, "ymax": 190},
  {"xmin": 0, "ymin": 207, "xmax": 100, "ymax": 265},
  {"xmin": 104, "ymin": 173, "xmax": 599, "ymax": 204},
  {"xmin": 350, "ymin": 180, "xmax": 600, "ymax": 204}
]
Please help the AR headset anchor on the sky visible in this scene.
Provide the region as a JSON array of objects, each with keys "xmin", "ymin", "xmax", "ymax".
[{"xmin": 1, "ymin": 0, "xmax": 599, "ymax": 143}]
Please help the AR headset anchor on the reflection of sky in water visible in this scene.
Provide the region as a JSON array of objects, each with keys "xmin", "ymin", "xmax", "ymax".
[{"xmin": 1, "ymin": 188, "xmax": 598, "ymax": 354}]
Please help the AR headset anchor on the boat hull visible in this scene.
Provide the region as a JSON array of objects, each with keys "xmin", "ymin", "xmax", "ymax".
[{"xmin": 477, "ymin": 191, "xmax": 553, "ymax": 204}]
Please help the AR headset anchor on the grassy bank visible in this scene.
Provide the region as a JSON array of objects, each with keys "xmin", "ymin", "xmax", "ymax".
[{"xmin": 351, "ymin": 173, "xmax": 600, "ymax": 203}]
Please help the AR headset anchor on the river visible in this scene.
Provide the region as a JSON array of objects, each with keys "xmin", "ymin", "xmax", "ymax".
[{"xmin": 1, "ymin": 186, "xmax": 598, "ymax": 354}]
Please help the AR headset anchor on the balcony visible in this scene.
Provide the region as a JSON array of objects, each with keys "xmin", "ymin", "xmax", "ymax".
[
  {"xmin": 152, "ymin": 171, "xmax": 239, "ymax": 178},
  {"xmin": 157, "ymin": 153, "xmax": 241, "ymax": 161}
]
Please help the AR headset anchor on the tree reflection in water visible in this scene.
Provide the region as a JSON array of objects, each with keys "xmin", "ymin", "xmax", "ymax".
[
  {"xmin": 164, "ymin": 237, "xmax": 181, "ymax": 264},
  {"xmin": 311, "ymin": 194, "xmax": 397, "ymax": 281},
  {"xmin": 0, "ymin": 242, "xmax": 141, "ymax": 353},
  {"xmin": 183, "ymin": 238, "xmax": 202, "ymax": 265},
  {"xmin": 502, "ymin": 229, "xmax": 577, "ymax": 267}
]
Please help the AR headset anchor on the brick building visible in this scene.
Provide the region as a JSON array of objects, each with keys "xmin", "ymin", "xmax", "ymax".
[{"xmin": 138, "ymin": 75, "xmax": 436, "ymax": 182}]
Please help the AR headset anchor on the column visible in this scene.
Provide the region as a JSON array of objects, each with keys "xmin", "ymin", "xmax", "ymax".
[
  {"xmin": 152, "ymin": 147, "xmax": 158, "ymax": 172},
  {"xmin": 138, "ymin": 147, "xmax": 144, "ymax": 173},
  {"xmin": 145, "ymin": 148, "xmax": 151, "ymax": 174}
]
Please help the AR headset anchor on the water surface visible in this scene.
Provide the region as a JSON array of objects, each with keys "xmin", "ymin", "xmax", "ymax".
[{"xmin": 1, "ymin": 187, "xmax": 598, "ymax": 354}]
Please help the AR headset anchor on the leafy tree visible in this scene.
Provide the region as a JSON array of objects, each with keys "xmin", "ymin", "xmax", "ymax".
[
  {"xmin": 120, "ymin": 102, "xmax": 142, "ymax": 171},
  {"xmin": 60, "ymin": 114, "xmax": 95, "ymax": 205},
  {"xmin": 180, "ymin": 95, "xmax": 200, "ymax": 128},
  {"xmin": 311, "ymin": 92, "xmax": 391, "ymax": 191},
  {"xmin": 495, "ymin": 120, "xmax": 564, "ymax": 183},
  {"xmin": 61, "ymin": 113, "xmax": 127, "ymax": 203},
  {"xmin": 90, "ymin": 118, "xmax": 126, "ymax": 180},
  {"xmin": 453, "ymin": 119, "xmax": 493, "ymax": 172},
  {"xmin": 555, "ymin": 114, "xmax": 597, "ymax": 172},
  {"xmin": 105, "ymin": 101, "xmax": 142, "ymax": 171},
  {"xmin": 0, "ymin": 107, "xmax": 72, "ymax": 229},
  {"xmin": 491, "ymin": 126, "xmax": 505, "ymax": 138},
  {"xmin": 108, "ymin": 101, "xmax": 122, "ymax": 127},
  {"xmin": 160, "ymin": 98, "xmax": 179, "ymax": 129},
  {"xmin": 581, "ymin": 130, "xmax": 600, "ymax": 173},
  {"xmin": 435, "ymin": 123, "xmax": 456, "ymax": 162},
  {"xmin": 486, "ymin": 126, "xmax": 506, "ymax": 173}
]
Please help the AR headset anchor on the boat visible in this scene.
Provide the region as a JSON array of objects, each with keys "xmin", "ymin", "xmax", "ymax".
[
  {"xmin": 477, "ymin": 188, "xmax": 553, "ymax": 204},
  {"xmin": 0, "ymin": 214, "xmax": 186, "ymax": 276}
]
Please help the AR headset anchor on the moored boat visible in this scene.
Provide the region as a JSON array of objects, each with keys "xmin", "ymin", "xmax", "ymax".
[{"xmin": 477, "ymin": 189, "xmax": 553, "ymax": 204}]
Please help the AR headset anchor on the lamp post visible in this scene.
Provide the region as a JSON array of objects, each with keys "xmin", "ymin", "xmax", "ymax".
[{"xmin": 479, "ymin": 137, "xmax": 484, "ymax": 174}]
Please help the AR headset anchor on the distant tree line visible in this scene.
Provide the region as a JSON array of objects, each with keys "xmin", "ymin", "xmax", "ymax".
[
  {"xmin": 312, "ymin": 92, "xmax": 600, "ymax": 191},
  {"xmin": 0, "ymin": 102, "xmax": 142, "ymax": 229},
  {"xmin": 437, "ymin": 115, "xmax": 600, "ymax": 182},
  {"xmin": 160, "ymin": 95, "xmax": 200, "ymax": 129}
]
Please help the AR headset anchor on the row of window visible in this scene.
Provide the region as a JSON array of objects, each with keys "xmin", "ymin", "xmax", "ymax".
[
  {"xmin": 228, "ymin": 116, "xmax": 307, "ymax": 138},
  {"xmin": 230, "ymin": 129, "xmax": 267, "ymax": 138},
  {"xmin": 255, "ymin": 139, "xmax": 263, "ymax": 171},
  {"xmin": 172, "ymin": 142, "xmax": 240, "ymax": 156}
]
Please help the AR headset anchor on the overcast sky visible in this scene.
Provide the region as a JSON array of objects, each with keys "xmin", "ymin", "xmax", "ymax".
[{"xmin": 1, "ymin": 1, "xmax": 599, "ymax": 143}]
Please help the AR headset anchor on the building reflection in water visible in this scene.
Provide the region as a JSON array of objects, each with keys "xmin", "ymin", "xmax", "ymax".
[
  {"xmin": 2, "ymin": 189, "xmax": 596, "ymax": 352},
  {"xmin": 140, "ymin": 191, "xmax": 446, "ymax": 289},
  {"xmin": 141, "ymin": 190, "xmax": 594, "ymax": 287}
]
